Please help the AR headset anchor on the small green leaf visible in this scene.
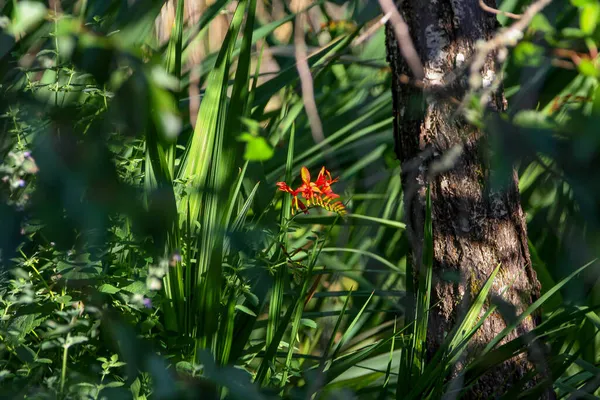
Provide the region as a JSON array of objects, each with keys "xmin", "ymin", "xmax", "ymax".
[
  {"xmin": 104, "ymin": 381, "xmax": 125, "ymax": 388},
  {"xmin": 121, "ymin": 281, "xmax": 148, "ymax": 295},
  {"xmin": 513, "ymin": 42, "xmax": 545, "ymax": 67},
  {"xmin": 530, "ymin": 14, "xmax": 555, "ymax": 34},
  {"xmin": 130, "ymin": 377, "xmax": 142, "ymax": 398},
  {"xmin": 581, "ymin": 3, "xmax": 600, "ymax": 35},
  {"xmin": 243, "ymin": 291, "xmax": 259, "ymax": 306},
  {"xmin": 98, "ymin": 284, "xmax": 120, "ymax": 294},
  {"xmin": 513, "ymin": 110, "xmax": 555, "ymax": 129},
  {"xmin": 563, "ymin": 27, "xmax": 587, "ymax": 40},
  {"xmin": 578, "ymin": 59, "xmax": 599, "ymax": 77},
  {"xmin": 235, "ymin": 304, "xmax": 257, "ymax": 317},
  {"xmin": 140, "ymin": 319, "xmax": 156, "ymax": 333},
  {"xmin": 176, "ymin": 361, "xmax": 194, "ymax": 373},
  {"xmin": 299, "ymin": 318, "xmax": 317, "ymax": 329},
  {"xmin": 77, "ymin": 382, "xmax": 97, "ymax": 388},
  {"xmin": 238, "ymin": 133, "xmax": 274, "ymax": 161},
  {"xmin": 15, "ymin": 345, "xmax": 36, "ymax": 364},
  {"xmin": 7, "ymin": 314, "xmax": 44, "ymax": 344},
  {"xmin": 67, "ymin": 336, "xmax": 89, "ymax": 347}
]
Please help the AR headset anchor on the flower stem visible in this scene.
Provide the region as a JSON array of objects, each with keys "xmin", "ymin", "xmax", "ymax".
[{"xmin": 60, "ymin": 334, "xmax": 70, "ymax": 396}]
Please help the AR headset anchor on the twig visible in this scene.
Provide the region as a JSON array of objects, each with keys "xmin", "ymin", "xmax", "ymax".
[
  {"xmin": 377, "ymin": 0, "xmax": 424, "ymax": 80},
  {"xmin": 352, "ymin": 12, "xmax": 392, "ymax": 47},
  {"xmin": 457, "ymin": 0, "xmax": 554, "ymax": 115},
  {"xmin": 295, "ymin": 6, "xmax": 326, "ymax": 145},
  {"xmin": 551, "ymin": 59, "xmax": 576, "ymax": 70},
  {"xmin": 469, "ymin": 0, "xmax": 553, "ymax": 91},
  {"xmin": 479, "ymin": 0, "xmax": 522, "ymax": 20}
]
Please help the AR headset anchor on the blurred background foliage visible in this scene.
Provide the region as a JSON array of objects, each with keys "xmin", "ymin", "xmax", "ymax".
[{"xmin": 1, "ymin": 0, "xmax": 600, "ymax": 398}]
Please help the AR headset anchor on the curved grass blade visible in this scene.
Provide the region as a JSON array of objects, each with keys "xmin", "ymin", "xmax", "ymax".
[
  {"xmin": 295, "ymin": 213, "xmax": 406, "ymax": 230},
  {"xmin": 266, "ymin": 125, "xmax": 294, "ymax": 354},
  {"xmin": 483, "ymin": 259, "xmax": 598, "ymax": 354},
  {"xmin": 319, "ymin": 248, "xmax": 402, "ymax": 274},
  {"xmin": 174, "ymin": 0, "xmax": 256, "ymax": 355}
]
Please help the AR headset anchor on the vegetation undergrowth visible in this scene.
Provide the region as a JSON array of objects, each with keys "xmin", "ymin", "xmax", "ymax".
[{"xmin": 1, "ymin": 0, "xmax": 600, "ymax": 399}]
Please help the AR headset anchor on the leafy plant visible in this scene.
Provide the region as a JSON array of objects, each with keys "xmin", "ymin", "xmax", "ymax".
[{"xmin": 0, "ymin": 0, "xmax": 600, "ymax": 399}]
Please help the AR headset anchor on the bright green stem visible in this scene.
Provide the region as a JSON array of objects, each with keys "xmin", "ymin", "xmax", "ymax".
[{"xmin": 60, "ymin": 335, "xmax": 70, "ymax": 396}]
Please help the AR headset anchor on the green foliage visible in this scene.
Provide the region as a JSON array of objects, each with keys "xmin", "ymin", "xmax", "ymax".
[{"xmin": 1, "ymin": 0, "xmax": 600, "ymax": 399}]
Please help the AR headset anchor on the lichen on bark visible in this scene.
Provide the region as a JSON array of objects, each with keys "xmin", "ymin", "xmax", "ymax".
[{"xmin": 385, "ymin": 0, "xmax": 548, "ymax": 397}]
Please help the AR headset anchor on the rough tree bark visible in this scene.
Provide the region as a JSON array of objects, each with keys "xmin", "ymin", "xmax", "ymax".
[{"xmin": 385, "ymin": 1, "xmax": 545, "ymax": 397}]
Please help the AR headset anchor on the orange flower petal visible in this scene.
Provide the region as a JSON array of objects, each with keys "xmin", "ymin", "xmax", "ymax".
[
  {"xmin": 301, "ymin": 167, "xmax": 311, "ymax": 185},
  {"xmin": 317, "ymin": 166, "xmax": 326, "ymax": 181},
  {"xmin": 276, "ymin": 182, "xmax": 294, "ymax": 193}
]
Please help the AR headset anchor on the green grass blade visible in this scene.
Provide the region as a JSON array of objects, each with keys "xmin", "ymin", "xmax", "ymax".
[
  {"xmin": 229, "ymin": 179, "xmax": 259, "ymax": 234},
  {"xmin": 173, "ymin": 0, "xmax": 255, "ymax": 355},
  {"xmin": 280, "ymin": 296, "xmax": 303, "ymax": 390},
  {"xmin": 378, "ymin": 318, "xmax": 398, "ymax": 400},
  {"xmin": 405, "ymin": 264, "xmax": 502, "ymax": 398},
  {"xmin": 162, "ymin": 0, "xmax": 185, "ymax": 172},
  {"xmin": 446, "ymin": 264, "xmax": 502, "ymax": 364},
  {"xmin": 322, "ymin": 325, "xmax": 413, "ymax": 386},
  {"xmin": 323, "ymin": 287, "xmax": 354, "ymax": 362},
  {"xmin": 113, "ymin": 0, "xmax": 165, "ymax": 47},
  {"xmin": 218, "ymin": 294, "xmax": 236, "ymax": 365},
  {"xmin": 164, "ymin": 0, "xmax": 184, "ymax": 81},
  {"xmin": 252, "ymin": 28, "xmax": 362, "ymax": 110},
  {"xmin": 319, "ymin": 248, "xmax": 403, "ymax": 273},
  {"xmin": 183, "ymin": 1, "xmax": 323, "ymax": 82},
  {"xmin": 255, "ymin": 229, "xmax": 324, "ymax": 387},
  {"xmin": 330, "ymin": 291, "xmax": 376, "ymax": 361},
  {"xmin": 414, "ymin": 184, "xmax": 433, "ymax": 372},
  {"xmin": 254, "ymin": 298, "xmax": 297, "ymax": 386},
  {"xmin": 483, "ymin": 259, "xmax": 598, "ymax": 354},
  {"xmin": 181, "ymin": 0, "xmax": 231, "ymax": 63},
  {"xmin": 267, "ymin": 124, "xmax": 294, "ymax": 352},
  {"xmin": 398, "ymin": 184, "xmax": 432, "ymax": 397},
  {"xmin": 295, "ymin": 213, "xmax": 406, "ymax": 229},
  {"xmin": 224, "ymin": 161, "xmax": 250, "ymax": 232},
  {"xmin": 529, "ymin": 239, "xmax": 562, "ymax": 312},
  {"xmin": 143, "ymin": 84, "xmax": 183, "ymax": 332}
]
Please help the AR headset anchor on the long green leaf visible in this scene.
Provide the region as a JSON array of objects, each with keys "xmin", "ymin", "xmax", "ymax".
[
  {"xmin": 483, "ymin": 259, "xmax": 598, "ymax": 354},
  {"xmin": 174, "ymin": 0, "xmax": 255, "ymax": 355}
]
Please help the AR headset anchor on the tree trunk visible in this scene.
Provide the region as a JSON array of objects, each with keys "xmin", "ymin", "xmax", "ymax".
[{"xmin": 385, "ymin": 1, "xmax": 545, "ymax": 397}]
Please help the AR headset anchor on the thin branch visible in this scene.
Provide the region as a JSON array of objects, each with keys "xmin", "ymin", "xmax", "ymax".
[
  {"xmin": 551, "ymin": 59, "xmax": 575, "ymax": 70},
  {"xmin": 470, "ymin": 0, "xmax": 553, "ymax": 89},
  {"xmin": 352, "ymin": 12, "xmax": 392, "ymax": 47},
  {"xmin": 511, "ymin": 0, "xmax": 553, "ymax": 31},
  {"xmin": 295, "ymin": 8, "xmax": 326, "ymax": 145},
  {"xmin": 479, "ymin": 0, "xmax": 522, "ymax": 20},
  {"xmin": 377, "ymin": 0, "xmax": 424, "ymax": 80}
]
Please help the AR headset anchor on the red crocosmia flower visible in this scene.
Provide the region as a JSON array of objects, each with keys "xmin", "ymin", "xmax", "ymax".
[
  {"xmin": 314, "ymin": 166, "xmax": 339, "ymax": 201},
  {"xmin": 276, "ymin": 181, "xmax": 308, "ymax": 214},
  {"xmin": 277, "ymin": 166, "xmax": 346, "ymax": 215},
  {"xmin": 276, "ymin": 182, "xmax": 295, "ymax": 194},
  {"xmin": 296, "ymin": 166, "xmax": 323, "ymax": 206}
]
